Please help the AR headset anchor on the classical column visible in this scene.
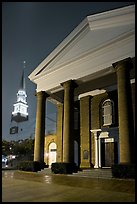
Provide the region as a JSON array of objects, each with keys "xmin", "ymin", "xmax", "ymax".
[
  {"xmin": 61, "ymin": 80, "xmax": 76, "ymax": 163},
  {"xmin": 80, "ymin": 95, "xmax": 91, "ymax": 168},
  {"xmin": 98, "ymin": 137, "xmax": 102, "ymax": 168},
  {"xmin": 91, "ymin": 129, "xmax": 101, "ymax": 168},
  {"xmin": 113, "ymin": 58, "xmax": 133, "ymax": 164},
  {"xmin": 34, "ymin": 91, "xmax": 48, "ymax": 163},
  {"xmin": 56, "ymin": 103, "xmax": 63, "ymax": 162},
  {"xmin": 94, "ymin": 132, "xmax": 99, "ymax": 168}
]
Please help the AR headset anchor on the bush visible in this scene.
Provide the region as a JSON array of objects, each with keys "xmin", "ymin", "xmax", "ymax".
[
  {"xmin": 112, "ymin": 163, "xmax": 135, "ymax": 179},
  {"xmin": 17, "ymin": 161, "xmax": 46, "ymax": 172},
  {"xmin": 51, "ymin": 162, "xmax": 78, "ymax": 174}
]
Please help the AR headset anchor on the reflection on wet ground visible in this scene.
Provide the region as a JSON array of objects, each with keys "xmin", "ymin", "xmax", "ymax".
[
  {"xmin": 2, "ymin": 170, "xmax": 135, "ymax": 194},
  {"xmin": 2, "ymin": 170, "xmax": 135, "ymax": 202}
]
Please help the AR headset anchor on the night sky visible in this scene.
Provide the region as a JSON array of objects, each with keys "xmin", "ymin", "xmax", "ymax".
[{"xmin": 2, "ymin": 2, "xmax": 134, "ymax": 141}]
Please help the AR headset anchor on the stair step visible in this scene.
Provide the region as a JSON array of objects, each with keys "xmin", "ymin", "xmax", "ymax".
[{"xmin": 73, "ymin": 169, "xmax": 112, "ymax": 178}]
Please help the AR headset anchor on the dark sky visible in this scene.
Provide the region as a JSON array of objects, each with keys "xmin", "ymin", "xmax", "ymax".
[{"xmin": 2, "ymin": 2, "xmax": 134, "ymax": 141}]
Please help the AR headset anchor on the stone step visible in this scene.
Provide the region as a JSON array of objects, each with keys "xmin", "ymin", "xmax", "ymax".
[
  {"xmin": 40, "ymin": 168, "xmax": 113, "ymax": 179},
  {"xmin": 40, "ymin": 168, "xmax": 52, "ymax": 174},
  {"xmin": 73, "ymin": 169, "xmax": 113, "ymax": 178}
]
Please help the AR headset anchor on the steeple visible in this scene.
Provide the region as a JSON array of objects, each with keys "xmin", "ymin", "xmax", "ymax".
[
  {"xmin": 19, "ymin": 61, "xmax": 26, "ymax": 91},
  {"xmin": 11, "ymin": 61, "xmax": 29, "ymax": 122}
]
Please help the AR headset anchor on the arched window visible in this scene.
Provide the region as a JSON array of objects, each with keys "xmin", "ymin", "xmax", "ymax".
[{"xmin": 102, "ymin": 99, "xmax": 114, "ymax": 126}]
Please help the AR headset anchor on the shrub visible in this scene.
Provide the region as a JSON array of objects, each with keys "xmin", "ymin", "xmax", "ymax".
[
  {"xmin": 17, "ymin": 161, "xmax": 46, "ymax": 172},
  {"xmin": 112, "ymin": 163, "xmax": 135, "ymax": 179},
  {"xmin": 51, "ymin": 162, "xmax": 78, "ymax": 174}
]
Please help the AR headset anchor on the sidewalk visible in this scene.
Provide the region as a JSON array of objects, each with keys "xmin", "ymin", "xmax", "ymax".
[{"xmin": 2, "ymin": 169, "xmax": 135, "ymax": 202}]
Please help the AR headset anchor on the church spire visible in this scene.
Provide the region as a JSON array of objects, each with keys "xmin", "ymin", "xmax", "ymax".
[
  {"xmin": 11, "ymin": 61, "xmax": 29, "ymax": 123},
  {"xmin": 19, "ymin": 61, "xmax": 26, "ymax": 91}
]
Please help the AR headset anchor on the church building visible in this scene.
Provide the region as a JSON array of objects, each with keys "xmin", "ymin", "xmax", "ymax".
[{"xmin": 29, "ymin": 5, "xmax": 135, "ymax": 169}]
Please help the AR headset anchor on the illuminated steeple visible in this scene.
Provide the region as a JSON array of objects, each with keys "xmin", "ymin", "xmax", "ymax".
[{"xmin": 11, "ymin": 61, "xmax": 29, "ymax": 122}]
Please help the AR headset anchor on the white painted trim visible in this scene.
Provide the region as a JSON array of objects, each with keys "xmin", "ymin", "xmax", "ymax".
[
  {"xmin": 104, "ymin": 138, "xmax": 114, "ymax": 143},
  {"xmin": 30, "ymin": 29, "xmax": 134, "ymax": 83},
  {"xmin": 99, "ymin": 131, "xmax": 109, "ymax": 138},
  {"xmin": 90, "ymin": 129, "xmax": 101, "ymax": 133},
  {"xmin": 31, "ymin": 30, "xmax": 134, "ymax": 92},
  {"xmin": 49, "ymin": 86, "xmax": 64, "ymax": 94},
  {"xmin": 87, "ymin": 5, "xmax": 135, "ymax": 30},
  {"xmin": 98, "ymin": 137, "xmax": 102, "ymax": 168},
  {"xmin": 79, "ymin": 89, "xmax": 106, "ymax": 99}
]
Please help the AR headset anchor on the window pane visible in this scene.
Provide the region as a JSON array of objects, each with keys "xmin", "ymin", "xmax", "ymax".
[
  {"xmin": 102, "ymin": 100, "xmax": 114, "ymax": 126},
  {"xmin": 104, "ymin": 115, "xmax": 112, "ymax": 125},
  {"xmin": 104, "ymin": 105, "xmax": 111, "ymax": 115}
]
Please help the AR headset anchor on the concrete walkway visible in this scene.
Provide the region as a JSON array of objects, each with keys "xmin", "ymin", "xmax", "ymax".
[{"xmin": 2, "ymin": 169, "xmax": 135, "ymax": 202}]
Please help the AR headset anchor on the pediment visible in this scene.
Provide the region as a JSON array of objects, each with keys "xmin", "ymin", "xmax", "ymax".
[
  {"xmin": 29, "ymin": 5, "xmax": 135, "ymax": 93},
  {"xmin": 45, "ymin": 24, "xmax": 134, "ymax": 72}
]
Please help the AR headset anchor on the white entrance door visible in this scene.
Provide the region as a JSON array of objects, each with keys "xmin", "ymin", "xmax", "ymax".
[{"xmin": 48, "ymin": 142, "xmax": 56, "ymax": 167}]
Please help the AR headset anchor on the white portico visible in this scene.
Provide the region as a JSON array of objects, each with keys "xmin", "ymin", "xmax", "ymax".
[{"xmin": 29, "ymin": 5, "xmax": 135, "ymax": 168}]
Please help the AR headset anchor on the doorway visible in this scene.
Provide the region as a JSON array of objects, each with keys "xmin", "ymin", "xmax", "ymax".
[
  {"xmin": 101, "ymin": 140, "xmax": 118, "ymax": 167},
  {"xmin": 48, "ymin": 142, "xmax": 56, "ymax": 167}
]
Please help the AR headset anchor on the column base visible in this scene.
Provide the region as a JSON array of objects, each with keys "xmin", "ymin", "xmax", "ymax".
[
  {"xmin": 80, "ymin": 162, "xmax": 91, "ymax": 169},
  {"xmin": 94, "ymin": 165, "xmax": 99, "ymax": 169}
]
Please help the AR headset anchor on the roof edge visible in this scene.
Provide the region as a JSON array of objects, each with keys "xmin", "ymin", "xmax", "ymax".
[
  {"xmin": 28, "ymin": 17, "xmax": 89, "ymax": 80},
  {"xmin": 87, "ymin": 4, "xmax": 135, "ymax": 30}
]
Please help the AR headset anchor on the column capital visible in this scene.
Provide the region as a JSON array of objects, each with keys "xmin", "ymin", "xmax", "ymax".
[
  {"xmin": 61, "ymin": 79, "xmax": 77, "ymax": 89},
  {"xmin": 112, "ymin": 57, "xmax": 133, "ymax": 72},
  {"xmin": 90, "ymin": 129, "xmax": 101, "ymax": 133},
  {"xmin": 35, "ymin": 91, "xmax": 49, "ymax": 99}
]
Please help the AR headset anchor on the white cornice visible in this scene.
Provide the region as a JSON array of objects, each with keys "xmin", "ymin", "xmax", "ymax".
[
  {"xmin": 33, "ymin": 30, "xmax": 134, "ymax": 88},
  {"xmin": 87, "ymin": 5, "xmax": 135, "ymax": 30},
  {"xmin": 33, "ymin": 29, "xmax": 134, "ymax": 81}
]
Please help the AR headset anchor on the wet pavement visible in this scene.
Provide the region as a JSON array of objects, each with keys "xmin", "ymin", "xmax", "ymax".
[{"xmin": 2, "ymin": 169, "xmax": 135, "ymax": 202}]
